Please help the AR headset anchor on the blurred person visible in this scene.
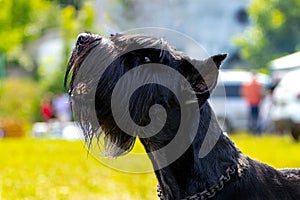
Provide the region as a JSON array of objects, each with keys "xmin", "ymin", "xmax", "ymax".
[
  {"xmin": 40, "ymin": 97, "xmax": 53, "ymax": 122},
  {"xmin": 52, "ymin": 93, "xmax": 71, "ymax": 122},
  {"xmin": 241, "ymin": 73, "xmax": 263, "ymax": 134}
]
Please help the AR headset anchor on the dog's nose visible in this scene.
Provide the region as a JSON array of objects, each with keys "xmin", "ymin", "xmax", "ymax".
[{"xmin": 77, "ymin": 33, "xmax": 90, "ymax": 45}]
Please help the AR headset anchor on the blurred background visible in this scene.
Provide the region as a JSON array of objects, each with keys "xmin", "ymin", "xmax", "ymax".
[{"xmin": 0, "ymin": 0, "xmax": 300, "ymax": 199}]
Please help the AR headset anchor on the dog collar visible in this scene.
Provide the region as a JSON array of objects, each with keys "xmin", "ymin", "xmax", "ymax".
[{"xmin": 157, "ymin": 165, "xmax": 236, "ymax": 200}]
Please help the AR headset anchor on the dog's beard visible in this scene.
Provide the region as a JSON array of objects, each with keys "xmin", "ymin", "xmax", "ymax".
[{"xmin": 67, "ymin": 43, "xmax": 131, "ymax": 157}]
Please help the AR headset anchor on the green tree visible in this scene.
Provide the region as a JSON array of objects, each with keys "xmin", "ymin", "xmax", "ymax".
[
  {"xmin": 0, "ymin": 0, "xmax": 96, "ymax": 92},
  {"xmin": 234, "ymin": 0, "xmax": 300, "ymax": 69},
  {"xmin": 0, "ymin": 0, "xmax": 60, "ymax": 71},
  {"xmin": 43, "ymin": 1, "xmax": 96, "ymax": 93}
]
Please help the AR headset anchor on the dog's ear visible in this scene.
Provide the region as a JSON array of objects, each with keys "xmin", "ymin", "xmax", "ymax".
[
  {"xmin": 189, "ymin": 53, "xmax": 227, "ymax": 94},
  {"xmin": 211, "ymin": 54, "xmax": 227, "ymax": 69}
]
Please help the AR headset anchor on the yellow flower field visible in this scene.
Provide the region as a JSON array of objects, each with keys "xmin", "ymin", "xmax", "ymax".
[{"xmin": 0, "ymin": 133, "xmax": 299, "ymax": 200}]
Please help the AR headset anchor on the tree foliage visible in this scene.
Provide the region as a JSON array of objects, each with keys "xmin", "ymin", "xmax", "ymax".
[
  {"xmin": 0, "ymin": 0, "xmax": 94, "ymax": 73},
  {"xmin": 0, "ymin": 0, "xmax": 96, "ymax": 123},
  {"xmin": 0, "ymin": 0, "xmax": 60, "ymax": 69},
  {"xmin": 0, "ymin": 0, "xmax": 95, "ymax": 91},
  {"xmin": 44, "ymin": 1, "xmax": 96, "ymax": 93},
  {"xmin": 0, "ymin": 78, "xmax": 42, "ymax": 122},
  {"xmin": 234, "ymin": 0, "xmax": 300, "ymax": 69}
]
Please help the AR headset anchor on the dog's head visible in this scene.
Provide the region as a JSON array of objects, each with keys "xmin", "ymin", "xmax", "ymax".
[{"xmin": 64, "ymin": 32, "xmax": 226, "ymax": 157}]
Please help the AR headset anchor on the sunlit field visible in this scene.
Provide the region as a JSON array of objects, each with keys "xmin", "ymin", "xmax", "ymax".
[{"xmin": 1, "ymin": 133, "xmax": 300, "ymax": 200}]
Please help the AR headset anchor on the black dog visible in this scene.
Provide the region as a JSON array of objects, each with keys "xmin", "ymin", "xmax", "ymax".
[{"xmin": 65, "ymin": 32, "xmax": 300, "ymax": 200}]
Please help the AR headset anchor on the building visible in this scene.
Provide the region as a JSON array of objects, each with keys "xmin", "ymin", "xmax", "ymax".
[{"xmin": 95, "ymin": 0, "xmax": 251, "ymax": 68}]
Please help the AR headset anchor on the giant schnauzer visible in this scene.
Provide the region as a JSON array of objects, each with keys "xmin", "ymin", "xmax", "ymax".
[{"xmin": 64, "ymin": 32, "xmax": 300, "ymax": 200}]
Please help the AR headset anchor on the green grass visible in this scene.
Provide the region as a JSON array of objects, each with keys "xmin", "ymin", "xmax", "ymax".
[
  {"xmin": 0, "ymin": 139, "xmax": 157, "ymax": 200},
  {"xmin": 230, "ymin": 133, "xmax": 300, "ymax": 168},
  {"xmin": 0, "ymin": 133, "xmax": 300, "ymax": 200}
]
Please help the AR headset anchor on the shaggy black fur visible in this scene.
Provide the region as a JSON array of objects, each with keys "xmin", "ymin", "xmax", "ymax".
[{"xmin": 65, "ymin": 32, "xmax": 300, "ymax": 200}]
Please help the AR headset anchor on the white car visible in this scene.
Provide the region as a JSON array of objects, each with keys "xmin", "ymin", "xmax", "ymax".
[
  {"xmin": 271, "ymin": 69, "xmax": 300, "ymax": 140},
  {"xmin": 210, "ymin": 70, "xmax": 271, "ymax": 133}
]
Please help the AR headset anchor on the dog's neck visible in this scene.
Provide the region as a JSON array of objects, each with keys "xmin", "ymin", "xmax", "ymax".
[{"xmin": 140, "ymin": 101, "xmax": 245, "ymax": 199}]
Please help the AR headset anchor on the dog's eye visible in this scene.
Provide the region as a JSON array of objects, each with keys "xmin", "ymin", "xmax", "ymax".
[
  {"xmin": 77, "ymin": 34, "xmax": 89, "ymax": 45},
  {"xmin": 144, "ymin": 56, "xmax": 150, "ymax": 62}
]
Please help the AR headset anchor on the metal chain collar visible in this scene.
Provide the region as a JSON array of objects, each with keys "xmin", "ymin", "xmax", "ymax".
[{"xmin": 157, "ymin": 166, "xmax": 236, "ymax": 200}]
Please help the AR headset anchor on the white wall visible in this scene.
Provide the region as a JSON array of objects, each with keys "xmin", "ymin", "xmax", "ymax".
[{"xmin": 95, "ymin": 0, "xmax": 251, "ymax": 55}]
